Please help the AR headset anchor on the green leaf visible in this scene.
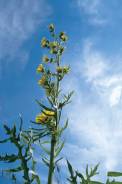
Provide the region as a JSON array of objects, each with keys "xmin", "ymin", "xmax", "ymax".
[
  {"xmin": 36, "ymin": 99, "xmax": 54, "ymax": 111},
  {"xmin": 19, "ymin": 113, "xmax": 23, "ymax": 131},
  {"xmin": 0, "ymin": 138, "xmax": 10, "ymax": 143},
  {"xmin": 39, "ymin": 143, "xmax": 50, "ymax": 155},
  {"xmin": 90, "ymin": 181, "xmax": 104, "ymax": 184},
  {"xmin": 0, "ymin": 154, "xmax": 18, "ymax": 163},
  {"xmin": 86, "ymin": 164, "xmax": 89, "ymax": 178},
  {"xmin": 55, "ymin": 157, "xmax": 63, "ymax": 165},
  {"xmin": 59, "ymin": 91, "xmax": 74, "ymax": 108},
  {"xmin": 42, "ymin": 157, "xmax": 50, "ymax": 167},
  {"xmin": 67, "ymin": 160, "xmax": 74, "ymax": 178},
  {"xmin": 55, "ymin": 141, "xmax": 64, "ymax": 157},
  {"xmin": 108, "ymin": 171, "xmax": 122, "ymax": 177},
  {"xmin": 11, "ymin": 124, "xmax": 16, "ymax": 137},
  {"xmin": 21, "ymin": 132, "xmax": 30, "ymax": 142},
  {"xmin": 58, "ymin": 119, "xmax": 68, "ymax": 137},
  {"xmin": 3, "ymin": 124, "xmax": 11, "ymax": 135},
  {"xmin": 31, "ymin": 173, "xmax": 41, "ymax": 184},
  {"xmin": 90, "ymin": 164, "xmax": 99, "ymax": 177},
  {"xmin": 76, "ymin": 171, "xmax": 84, "ymax": 179},
  {"xmin": 4, "ymin": 166, "xmax": 23, "ymax": 173}
]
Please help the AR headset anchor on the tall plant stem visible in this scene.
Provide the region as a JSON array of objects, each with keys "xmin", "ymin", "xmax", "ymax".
[
  {"xmin": 47, "ymin": 135, "xmax": 56, "ymax": 184},
  {"xmin": 47, "ymin": 54, "xmax": 60, "ymax": 184}
]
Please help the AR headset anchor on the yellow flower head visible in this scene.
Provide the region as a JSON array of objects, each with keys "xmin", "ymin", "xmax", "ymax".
[
  {"xmin": 36, "ymin": 64, "xmax": 44, "ymax": 73},
  {"xmin": 35, "ymin": 110, "xmax": 55, "ymax": 125},
  {"xmin": 42, "ymin": 55, "xmax": 49, "ymax": 63},
  {"xmin": 38, "ymin": 75, "xmax": 46, "ymax": 86},
  {"xmin": 56, "ymin": 67, "xmax": 63, "ymax": 73},
  {"xmin": 35, "ymin": 113, "xmax": 48, "ymax": 124},
  {"xmin": 43, "ymin": 110, "xmax": 55, "ymax": 116},
  {"xmin": 41, "ymin": 37, "xmax": 49, "ymax": 48},
  {"xmin": 56, "ymin": 66, "xmax": 70, "ymax": 74}
]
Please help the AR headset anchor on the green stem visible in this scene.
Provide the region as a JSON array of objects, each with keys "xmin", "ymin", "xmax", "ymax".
[
  {"xmin": 18, "ymin": 146, "xmax": 31, "ymax": 184},
  {"xmin": 47, "ymin": 135, "xmax": 56, "ymax": 184},
  {"xmin": 21, "ymin": 157, "xmax": 31, "ymax": 184},
  {"xmin": 47, "ymin": 52, "xmax": 60, "ymax": 184}
]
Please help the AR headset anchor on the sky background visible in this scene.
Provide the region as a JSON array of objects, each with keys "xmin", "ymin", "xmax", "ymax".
[{"xmin": 1, "ymin": 0, "xmax": 122, "ymax": 183}]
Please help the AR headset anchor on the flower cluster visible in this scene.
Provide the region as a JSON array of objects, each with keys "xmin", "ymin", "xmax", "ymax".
[
  {"xmin": 38, "ymin": 75, "xmax": 47, "ymax": 86},
  {"xmin": 56, "ymin": 66, "xmax": 70, "ymax": 74},
  {"xmin": 35, "ymin": 110, "xmax": 55, "ymax": 124}
]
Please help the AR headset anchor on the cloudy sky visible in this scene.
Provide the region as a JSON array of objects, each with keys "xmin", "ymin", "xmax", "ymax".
[{"xmin": 1, "ymin": 0, "xmax": 122, "ymax": 183}]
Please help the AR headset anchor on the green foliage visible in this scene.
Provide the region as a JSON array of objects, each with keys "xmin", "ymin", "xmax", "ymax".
[
  {"xmin": 0, "ymin": 117, "xmax": 40, "ymax": 184},
  {"xmin": 67, "ymin": 161, "xmax": 122, "ymax": 184}
]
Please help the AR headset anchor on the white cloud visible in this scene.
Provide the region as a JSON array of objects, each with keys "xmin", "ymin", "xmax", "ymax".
[
  {"xmin": 77, "ymin": 0, "xmax": 107, "ymax": 26},
  {"xmin": 109, "ymin": 86, "xmax": 122, "ymax": 107},
  {"xmin": 63, "ymin": 40, "xmax": 122, "ymax": 178},
  {"xmin": 82, "ymin": 40, "xmax": 108, "ymax": 81},
  {"xmin": 0, "ymin": 0, "xmax": 51, "ymax": 70},
  {"xmin": 81, "ymin": 41, "xmax": 122, "ymax": 107}
]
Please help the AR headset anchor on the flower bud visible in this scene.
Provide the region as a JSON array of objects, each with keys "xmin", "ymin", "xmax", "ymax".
[
  {"xmin": 42, "ymin": 55, "xmax": 49, "ymax": 63},
  {"xmin": 59, "ymin": 32, "xmax": 68, "ymax": 42},
  {"xmin": 41, "ymin": 37, "xmax": 49, "ymax": 48},
  {"xmin": 48, "ymin": 23, "xmax": 55, "ymax": 32}
]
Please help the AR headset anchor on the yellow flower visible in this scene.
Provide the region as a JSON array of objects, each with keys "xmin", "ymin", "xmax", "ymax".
[
  {"xmin": 43, "ymin": 110, "xmax": 55, "ymax": 116},
  {"xmin": 38, "ymin": 75, "xmax": 46, "ymax": 86},
  {"xmin": 42, "ymin": 55, "xmax": 49, "ymax": 63},
  {"xmin": 56, "ymin": 67, "xmax": 63, "ymax": 73},
  {"xmin": 35, "ymin": 113, "xmax": 48, "ymax": 124},
  {"xmin": 56, "ymin": 66, "xmax": 70, "ymax": 74},
  {"xmin": 41, "ymin": 37, "xmax": 49, "ymax": 48},
  {"xmin": 36, "ymin": 64, "xmax": 44, "ymax": 73},
  {"xmin": 35, "ymin": 110, "xmax": 55, "ymax": 124}
]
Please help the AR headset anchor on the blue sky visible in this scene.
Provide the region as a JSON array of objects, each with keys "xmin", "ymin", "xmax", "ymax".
[{"xmin": 1, "ymin": 0, "xmax": 122, "ymax": 183}]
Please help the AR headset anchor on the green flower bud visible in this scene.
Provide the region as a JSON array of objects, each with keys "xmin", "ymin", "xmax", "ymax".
[
  {"xmin": 59, "ymin": 46, "xmax": 65, "ymax": 54},
  {"xmin": 48, "ymin": 24, "xmax": 55, "ymax": 32},
  {"xmin": 59, "ymin": 32, "xmax": 68, "ymax": 42}
]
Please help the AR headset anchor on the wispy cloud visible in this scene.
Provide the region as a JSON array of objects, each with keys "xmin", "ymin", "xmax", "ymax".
[
  {"xmin": 63, "ymin": 39, "xmax": 122, "ymax": 178},
  {"xmin": 0, "ymin": 0, "xmax": 51, "ymax": 70},
  {"xmin": 77, "ymin": 0, "xmax": 107, "ymax": 26},
  {"xmin": 82, "ymin": 40, "xmax": 122, "ymax": 107}
]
